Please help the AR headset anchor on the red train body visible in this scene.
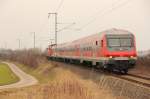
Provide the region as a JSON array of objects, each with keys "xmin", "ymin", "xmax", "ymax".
[{"xmin": 47, "ymin": 28, "xmax": 137, "ymax": 73}]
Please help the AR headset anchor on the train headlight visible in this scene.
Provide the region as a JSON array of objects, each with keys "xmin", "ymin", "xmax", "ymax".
[
  {"xmin": 130, "ymin": 56, "xmax": 133, "ymax": 58},
  {"xmin": 109, "ymin": 56, "xmax": 113, "ymax": 58}
]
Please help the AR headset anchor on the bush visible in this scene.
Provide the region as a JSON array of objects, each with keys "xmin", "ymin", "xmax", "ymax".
[
  {"xmin": 0, "ymin": 48, "xmax": 46, "ymax": 68},
  {"xmin": 137, "ymin": 54, "xmax": 150, "ymax": 66}
]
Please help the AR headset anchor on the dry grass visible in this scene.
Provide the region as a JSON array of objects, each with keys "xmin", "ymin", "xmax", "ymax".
[
  {"xmin": 1, "ymin": 49, "xmax": 148, "ymax": 99},
  {"xmin": 97, "ymin": 75, "xmax": 150, "ymax": 99},
  {"xmin": 0, "ymin": 68, "xmax": 116, "ymax": 99},
  {"xmin": 129, "ymin": 54, "xmax": 150, "ymax": 77}
]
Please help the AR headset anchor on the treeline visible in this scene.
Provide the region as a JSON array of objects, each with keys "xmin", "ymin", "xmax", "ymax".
[
  {"xmin": 0, "ymin": 48, "xmax": 46, "ymax": 68},
  {"xmin": 0, "ymin": 48, "xmax": 150, "ymax": 68},
  {"xmin": 137, "ymin": 54, "xmax": 150, "ymax": 66}
]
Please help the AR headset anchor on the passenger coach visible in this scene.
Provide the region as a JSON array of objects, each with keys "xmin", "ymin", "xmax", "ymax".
[{"xmin": 47, "ymin": 28, "xmax": 137, "ymax": 73}]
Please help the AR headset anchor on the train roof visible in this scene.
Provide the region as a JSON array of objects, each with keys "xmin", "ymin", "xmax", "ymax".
[
  {"xmin": 101, "ymin": 28, "xmax": 133, "ymax": 35},
  {"xmin": 54, "ymin": 28, "xmax": 133, "ymax": 48}
]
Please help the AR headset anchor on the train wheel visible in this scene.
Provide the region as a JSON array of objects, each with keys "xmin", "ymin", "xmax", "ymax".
[
  {"xmin": 120, "ymin": 69, "xmax": 128, "ymax": 74},
  {"xmin": 123, "ymin": 69, "xmax": 128, "ymax": 74}
]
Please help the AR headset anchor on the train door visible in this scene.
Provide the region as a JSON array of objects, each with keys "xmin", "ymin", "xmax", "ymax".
[
  {"xmin": 75, "ymin": 45, "xmax": 80, "ymax": 57},
  {"xmin": 47, "ymin": 47, "xmax": 53, "ymax": 56},
  {"xmin": 80, "ymin": 44, "xmax": 84, "ymax": 64},
  {"xmin": 100, "ymin": 39, "xmax": 104, "ymax": 57},
  {"xmin": 93, "ymin": 41, "xmax": 98, "ymax": 58}
]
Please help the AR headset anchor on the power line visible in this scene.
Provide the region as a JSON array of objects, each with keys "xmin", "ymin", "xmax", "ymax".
[
  {"xmin": 78, "ymin": 0, "xmax": 133, "ymax": 30},
  {"xmin": 85, "ymin": 0, "xmax": 120, "ymax": 21},
  {"xmin": 57, "ymin": 22, "xmax": 76, "ymax": 32},
  {"xmin": 48, "ymin": 13, "xmax": 77, "ymax": 46},
  {"xmin": 56, "ymin": 0, "xmax": 65, "ymax": 12}
]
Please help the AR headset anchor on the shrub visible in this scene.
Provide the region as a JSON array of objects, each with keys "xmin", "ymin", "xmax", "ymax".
[
  {"xmin": 137, "ymin": 54, "xmax": 150, "ymax": 66},
  {"xmin": 0, "ymin": 48, "xmax": 46, "ymax": 68}
]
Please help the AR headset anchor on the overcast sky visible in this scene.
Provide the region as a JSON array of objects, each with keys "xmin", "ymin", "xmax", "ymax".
[{"xmin": 0, "ymin": 0, "xmax": 150, "ymax": 51}]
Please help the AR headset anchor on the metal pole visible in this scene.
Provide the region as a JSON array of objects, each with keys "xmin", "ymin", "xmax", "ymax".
[
  {"xmin": 17, "ymin": 39, "xmax": 20, "ymax": 49},
  {"xmin": 4, "ymin": 42, "xmax": 7, "ymax": 49},
  {"xmin": 34, "ymin": 32, "xmax": 35, "ymax": 49},
  {"xmin": 55, "ymin": 13, "xmax": 57, "ymax": 46},
  {"xmin": 19, "ymin": 39, "xmax": 20, "ymax": 49},
  {"xmin": 48, "ymin": 13, "xmax": 57, "ymax": 46},
  {"xmin": 31, "ymin": 32, "xmax": 35, "ymax": 49}
]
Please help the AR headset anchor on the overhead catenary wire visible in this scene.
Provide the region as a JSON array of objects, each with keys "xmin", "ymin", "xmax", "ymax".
[
  {"xmin": 56, "ymin": 0, "xmax": 65, "ymax": 12},
  {"xmin": 23, "ymin": 0, "xmax": 133, "ymax": 49},
  {"xmin": 94, "ymin": 0, "xmax": 134, "ymax": 32},
  {"xmin": 57, "ymin": 22, "xmax": 76, "ymax": 32},
  {"xmin": 78, "ymin": 0, "xmax": 133, "ymax": 30},
  {"xmin": 83, "ymin": 0, "xmax": 120, "ymax": 22}
]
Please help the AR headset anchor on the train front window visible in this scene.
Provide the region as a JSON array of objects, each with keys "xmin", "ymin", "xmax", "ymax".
[
  {"xmin": 120, "ymin": 38, "xmax": 132, "ymax": 47},
  {"xmin": 108, "ymin": 38, "xmax": 132, "ymax": 47},
  {"xmin": 108, "ymin": 39, "xmax": 120, "ymax": 47}
]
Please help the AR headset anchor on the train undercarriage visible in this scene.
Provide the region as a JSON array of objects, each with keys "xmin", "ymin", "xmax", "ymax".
[{"xmin": 47, "ymin": 56, "xmax": 136, "ymax": 74}]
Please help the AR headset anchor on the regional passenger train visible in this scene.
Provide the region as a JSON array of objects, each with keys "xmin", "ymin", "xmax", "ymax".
[{"xmin": 47, "ymin": 28, "xmax": 137, "ymax": 73}]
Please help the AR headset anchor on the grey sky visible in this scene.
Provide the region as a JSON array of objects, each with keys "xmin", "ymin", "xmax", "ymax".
[{"xmin": 0, "ymin": 0, "xmax": 150, "ymax": 51}]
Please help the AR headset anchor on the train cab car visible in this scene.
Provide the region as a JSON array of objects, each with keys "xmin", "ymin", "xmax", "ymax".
[
  {"xmin": 47, "ymin": 28, "xmax": 137, "ymax": 73},
  {"xmin": 99, "ymin": 30, "xmax": 137, "ymax": 73}
]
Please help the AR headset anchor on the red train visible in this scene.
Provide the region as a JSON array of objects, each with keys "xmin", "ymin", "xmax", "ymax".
[{"xmin": 47, "ymin": 28, "xmax": 137, "ymax": 73}]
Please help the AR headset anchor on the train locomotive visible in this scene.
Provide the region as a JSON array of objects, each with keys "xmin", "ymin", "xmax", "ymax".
[{"xmin": 47, "ymin": 28, "xmax": 137, "ymax": 73}]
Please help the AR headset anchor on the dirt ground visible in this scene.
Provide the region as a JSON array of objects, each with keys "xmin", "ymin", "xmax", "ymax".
[{"xmin": 128, "ymin": 64, "xmax": 150, "ymax": 78}]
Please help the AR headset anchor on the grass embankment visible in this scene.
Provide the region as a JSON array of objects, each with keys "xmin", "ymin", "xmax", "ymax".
[
  {"xmin": 0, "ymin": 49, "xmax": 116, "ymax": 99},
  {"xmin": 0, "ymin": 63, "xmax": 19, "ymax": 86},
  {"xmin": 14, "ymin": 61, "xmax": 58, "ymax": 83},
  {"xmin": 0, "ymin": 61, "xmax": 116, "ymax": 99}
]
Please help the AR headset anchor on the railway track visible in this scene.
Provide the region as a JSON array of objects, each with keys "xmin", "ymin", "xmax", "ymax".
[
  {"xmin": 49, "ymin": 61, "xmax": 150, "ymax": 99},
  {"xmin": 82, "ymin": 64, "xmax": 150, "ymax": 88},
  {"xmin": 127, "ymin": 74, "xmax": 150, "ymax": 80},
  {"xmin": 95, "ymin": 69, "xmax": 150, "ymax": 88},
  {"xmin": 51, "ymin": 61, "xmax": 150, "ymax": 88},
  {"xmin": 117, "ymin": 74, "xmax": 150, "ymax": 88}
]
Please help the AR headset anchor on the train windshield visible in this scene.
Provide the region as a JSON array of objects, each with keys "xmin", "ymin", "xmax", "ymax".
[{"xmin": 108, "ymin": 38, "xmax": 132, "ymax": 47}]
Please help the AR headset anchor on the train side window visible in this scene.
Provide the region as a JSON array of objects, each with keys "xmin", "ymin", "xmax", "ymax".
[
  {"xmin": 96, "ymin": 41, "xmax": 98, "ymax": 45},
  {"xmin": 101, "ymin": 40, "xmax": 103, "ymax": 47}
]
